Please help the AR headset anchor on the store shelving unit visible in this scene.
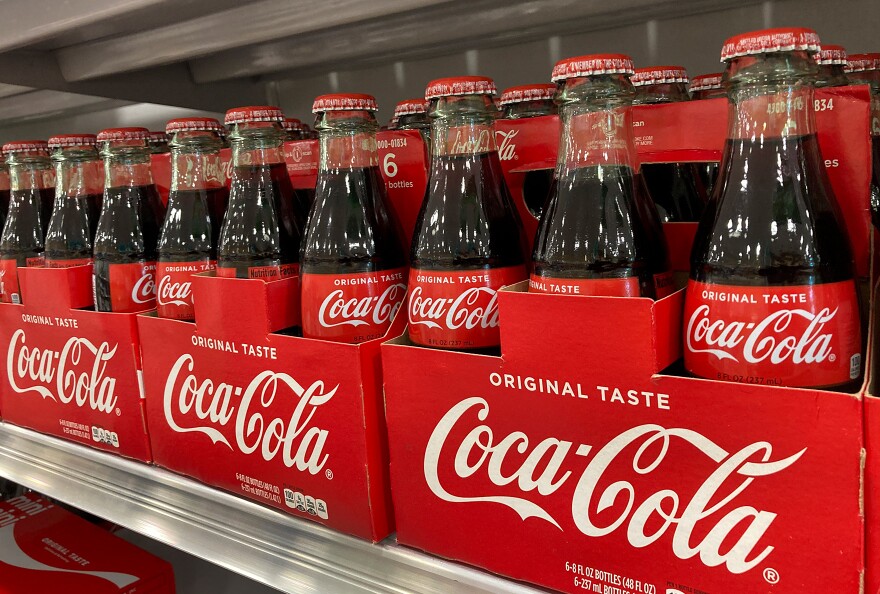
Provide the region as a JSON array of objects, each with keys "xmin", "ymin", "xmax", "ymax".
[{"xmin": 0, "ymin": 422, "xmax": 543, "ymax": 594}]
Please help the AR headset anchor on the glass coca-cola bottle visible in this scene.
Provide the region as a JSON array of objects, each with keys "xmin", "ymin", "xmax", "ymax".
[
  {"xmin": 531, "ymin": 55, "xmax": 672, "ymax": 298},
  {"xmin": 688, "ymin": 72, "xmax": 726, "ymax": 195},
  {"xmin": 0, "ymin": 141, "xmax": 50, "ymax": 303},
  {"xmin": 93, "ymin": 127, "xmax": 166, "ymax": 313},
  {"xmin": 631, "ymin": 66, "xmax": 705, "ymax": 222},
  {"xmin": 498, "ymin": 83, "xmax": 558, "ymax": 219},
  {"xmin": 685, "ymin": 27, "xmax": 861, "ymax": 390},
  {"xmin": 219, "ymin": 106, "xmax": 304, "ymax": 279},
  {"xmin": 847, "ymin": 53, "xmax": 880, "ymax": 229},
  {"xmin": 814, "ymin": 45, "xmax": 848, "ymax": 88},
  {"xmin": 301, "ymin": 94, "xmax": 407, "ymax": 343},
  {"xmin": 148, "ymin": 131, "xmax": 170, "ymax": 154},
  {"xmin": 409, "ymin": 76, "xmax": 527, "ymax": 351},
  {"xmin": 44, "ymin": 134, "xmax": 102, "ymax": 268},
  {"xmin": 0, "ymin": 155, "xmax": 9, "ymax": 224},
  {"xmin": 157, "ymin": 118, "xmax": 229, "ymax": 320}
]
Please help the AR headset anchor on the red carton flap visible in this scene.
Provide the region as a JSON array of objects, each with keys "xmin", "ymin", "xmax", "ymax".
[
  {"xmin": 191, "ymin": 272, "xmax": 300, "ymax": 337},
  {"xmin": 633, "ymin": 99, "xmax": 726, "ymax": 162},
  {"xmin": 19, "ymin": 264, "xmax": 93, "ymax": 312}
]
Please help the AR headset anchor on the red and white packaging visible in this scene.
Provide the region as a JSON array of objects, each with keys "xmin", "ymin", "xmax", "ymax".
[
  {"xmin": 0, "ymin": 265, "xmax": 152, "ymax": 462},
  {"xmin": 283, "ymin": 140, "xmax": 318, "ymax": 190},
  {"xmin": 137, "ymin": 273, "xmax": 399, "ymax": 541},
  {"xmin": 0, "ymin": 493, "xmax": 174, "ymax": 593},
  {"xmin": 382, "ymin": 86, "xmax": 872, "ymax": 593}
]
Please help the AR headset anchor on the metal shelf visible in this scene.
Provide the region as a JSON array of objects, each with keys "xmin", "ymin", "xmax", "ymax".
[{"xmin": 0, "ymin": 422, "xmax": 544, "ymax": 594}]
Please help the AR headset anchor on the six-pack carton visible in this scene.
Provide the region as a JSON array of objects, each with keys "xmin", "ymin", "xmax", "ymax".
[
  {"xmin": 381, "ymin": 85, "xmax": 873, "ymax": 593},
  {"xmin": 0, "ymin": 265, "xmax": 153, "ymax": 461},
  {"xmin": 0, "ymin": 493, "xmax": 175, "ymax": 593}
]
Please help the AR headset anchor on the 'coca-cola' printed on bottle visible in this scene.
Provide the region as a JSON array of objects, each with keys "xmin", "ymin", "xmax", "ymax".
[
  {"xmin": 685, "ymin": 27, "xmax": 861, "ymax": 389},
  {"xmin": 530, "ymin": 55, "xmax": 673, "ymax": 298},
  {"xmin": 300, "ymin": 93, "xmax": 407, "ymax": 343},
  {"xmin": 218, "ymin": 106, "xmax": 305, "ymax": 282},
  {"xmin": 93, "ymin": 127, "xmax": 166, "ymax": 313},
  {"xmin": 0, "ymin": 141, "xmax": 51, "ymax": 303},
  {"xmin": 408, "ymin": 76, "xmax": 527, "ymax": 352},
  {"xmin": 157, "ymin": 117, "xmax": 229, "ymax": 321},
  {"xmin": 44, "ymin": 134, "xmax": 102, "ymax": 268}
]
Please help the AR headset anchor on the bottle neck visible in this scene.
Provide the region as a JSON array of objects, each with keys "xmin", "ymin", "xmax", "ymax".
[
  {"xmin": 726, "ymin": 52, "xmax": 819, "ymax": 141},
  {"xmin": 229, "ymin": 123, "xmax": 285, "ymax": 168},
  {"xmin": 396, "ymin": 112, "xmax": 431, "ymax": 130},
  {"xmin": 558, "ymin": 74, "xmax": 638, "ymax": 170},
  {"xmin": 316, "ymin": 110, "xmax": 378, "ymax": 170},
  {"xmin": 815, "ymin": 64, "xmax": 848, "ymax": 88},
  {"xmin": 430, "ymin": 94, "xmax": 497, "ymax": 157},
  {"xmin": 502, "ymin": 99, "xmax": 557, "ymax": 119},
  {"xmin": 633, "ymin": 82, "xmax": 689, "ymax": 105},
  {"xmin": 103, "ymin": 148, "xmax": 154, "ymax": 188},
  {"xmin": 8, "ymin": 153, "xmax": 53, "ymax": 191},
  {"xmin": 55, "ymin": 151, "xmax": 103, "ymax": 198},
  {"xmin": 170, "ymin": 134, "xmax": 224, "ymax": 191}
]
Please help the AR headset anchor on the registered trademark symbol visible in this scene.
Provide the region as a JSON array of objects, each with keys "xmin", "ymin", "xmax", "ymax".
[
  {"xmin": 763, "ymin": 568, "xmax": 779, "ymax": 584},
  {"xmin": 115, "ymin": 408, "xmax": 121, "ymax": 416},
  {"xmin": 325, "ymin": 469, "xmax": 334, "ymax": 480},
  {"xmin": 829, "ymin": 354, "xmax": 837, "ymax": 362}
]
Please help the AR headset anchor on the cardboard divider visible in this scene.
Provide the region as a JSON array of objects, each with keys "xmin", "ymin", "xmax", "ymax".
[
  {"xmin": 0, "ymin": 265, "xmax": 152, "ymax": 462},
  {"xmin": 137, "ymin": 273, "xmax": 400, "ymax": 541}
]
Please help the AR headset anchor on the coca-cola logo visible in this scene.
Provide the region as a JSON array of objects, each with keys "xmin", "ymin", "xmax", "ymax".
[
  {"xmin": 132, "ymin": 268, "xmax": 156, "ymax": 304},
  {"xmin": 496, "ymin": 129, "xmax": 518, "ymax": 161},
  {"xmin": 686, "ymin": 304, "xmax": 836, "ymax": 365},
  {"xmin": 425, "ymin": 397, "xmax": 805, "ymax": 574},
  {"xmin": 409, "ymin": 286, "xmax": 499, "ymax": 331},
  {"xmin": 163, "ymin": 354, "xmax": 336, "ymax": 472},
  {"xmin": 6, "ymin": 329, "xmax": 118, "ymax": 413},
  {"xmin": 450, "ymin": 128, "xmax": 492, "ymax": 154},
  {"xmin": 157, "ymin": 274, "xmax": 191, "ymax": 307},
  {"xmin": 318, "ymin": 283, "xmax": 406, "ymax": 329}
]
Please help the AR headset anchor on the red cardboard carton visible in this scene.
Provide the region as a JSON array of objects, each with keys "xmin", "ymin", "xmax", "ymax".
[
  {"xmin": 137, "ymin": 273, "xmax": 399, "ymax": 541},
  {"xmin": 382, "ymin": 283, "xmax": 864, "ymax": 593},
  {"xmin": 0, "ymin": 265, "xmax": 152, "ymax": 462},
  {"xmin": 0, "ymin": 493, "xmax": 174, "ymax": 593}
]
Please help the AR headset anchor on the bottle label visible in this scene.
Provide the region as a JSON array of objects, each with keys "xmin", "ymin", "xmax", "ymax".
[
  {"xmin": 45, "ymin": 257, "xmax": 93, "ymax": 269},
  {"xmin": 408, "ymin": 265, "xmax": 526, "ymax": 349},
  {"xmin": 108, "ymin": 262, "xmax": 157, "ymax": 313},
  {"xmin": 216, "ymin": 263, "xmax": 299, "ymax": 280},
  {"xmin": 301, "ymin": 267, "xmax": 407, "ymax": 343},
  {"xmin": 528, "ymin": 274, "xmax": 640, "ymax": 297},
  {"xmin": 0, "ymin": 259, "xmax": 21, "ymax": 304},
  {"xmin": 683, "ymin": 279, "xmax": 861, "ymax": 388},
  {"xmin": 323, "ymin": 133, "xmax": 378, "ymax": 169},
  {"xmin": 156, "ymin": 260, "xmax": 216, "ymax": 320}
]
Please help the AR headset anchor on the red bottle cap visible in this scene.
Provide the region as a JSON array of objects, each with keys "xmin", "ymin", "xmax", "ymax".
[
  {"xmin": 224, "ymin": 106, "xmax": 284, "ymax": 126},
  {"xmin": 393, "ymin": 98, "xmax": 428, "ymax": 117},
  {"xmin": 425, "ymin": 76, "xmax": 496, "ymax": 100},
  {"xmin": 551, "ymin": 54, "xmax": 634, "ymax": 81},
  {"xmin": 720, "ymin": 27, "xmax": 820, "ymax": 62},
  {"xmin": 631, "ymin": 66, "xmax": 689, "ymax": 86},
  {"xmin": 815, "ymin": 44, "xmax": 847, "ymax": 66},
  {"xmin": 846, "ymin": 53, "xmax": 880, "ymax": 73},
  {"xmin": 312, "ymin": 93, "xmax": 378, "ymax": 113},
  {"xmin": 2, "ymin": 140, "xmax": 50, "ymax": 154},
  {"xmin": 96, "ymin": 127, "xmax": 150, "ymax": 142},
  {"xmin": 281, "ymin": 118, "xmax": 303, "ymax": 131},
  {"xmin": 148, "ymin": 131, "xmax": 169, "ymax": 141},
  {"xmin": 165, "ymin": 117, "xmax": 225, "ymax": 134},
  {"xmin": 47, "ymin": 134, "xmax": 98, "ymax": 149},
  {"xmin": 688, "ymin": 73, "xmax": 724, "ymax": 92},
  {"xmin": 498, "ymin": 84, "xmax": 557, "ymax": 106}
]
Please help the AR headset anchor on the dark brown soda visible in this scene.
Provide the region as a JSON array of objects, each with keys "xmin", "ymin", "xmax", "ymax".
[
  {"xmin": 692, "ymin": 134, "xmax": 853, "ymax": 286},
  {"xmin": 522, "ymin": 168, "xmax": 554, "ymax": 219},
  {"xmin": 533, "ymin": 164, "xmax": 655, "ymax": 295},
  {"xmin": 301, "ymin": 166, "xmax": 403, "ymax": 273},
  {"xmin": 36, "ymin": 187, "xmax": 55, "ymax": 240},
  {"xmin": 871, "ymin": 136, "xmax": 880, "ymax": 229},
  {"xmin": 0, "ymin": 189, "xmax": 8, "ymax": 225},
  {"xmin": 44, "ymin": 194, "xmax": 92, "ymax": 264},
  {"xmin": 641, "ymin": 162, "xmax": 705, "ymax": 221},
  {"xmin": 85, "ymin": 193, "xmax": 102, "ymax": 241},
  {"xmin": 158, "ymin": 188, "xmax": 214, "ymax": 262},
  {"xmin": 411, "ymin": 152, "xmax": 525, "ymax": 270},
  {"xmin": 0, "ymin": 188, "xmax": 44, "ymax": 266}
]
